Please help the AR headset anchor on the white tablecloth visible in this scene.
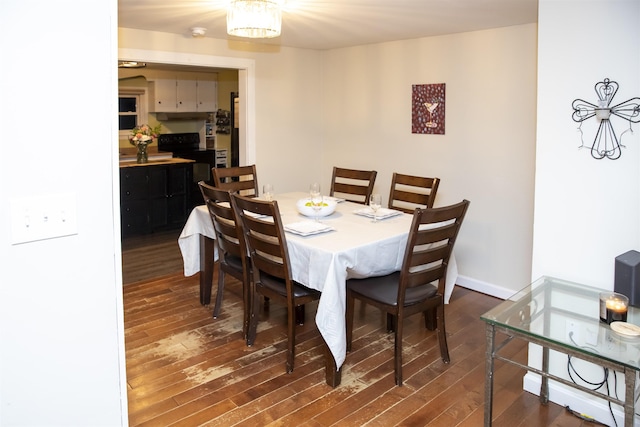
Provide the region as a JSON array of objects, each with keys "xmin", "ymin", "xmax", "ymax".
[
  {"xmin": 178, "ymin": 205, "xmax": 217, "ymax": 276},
  {"xmin": 178, "ymin": 192, "xmax": 459, "ymax": 369}
]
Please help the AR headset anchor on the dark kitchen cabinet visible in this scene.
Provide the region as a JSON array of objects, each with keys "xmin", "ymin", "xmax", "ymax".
[{"xmin": 120, "ymin": 163, "xmax": 191, "ymax": 237}]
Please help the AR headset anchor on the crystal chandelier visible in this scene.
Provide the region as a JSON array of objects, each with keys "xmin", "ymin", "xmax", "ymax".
[{"xmin": 227, "ymin": 0, "xmax": 282, "ymax": 39}]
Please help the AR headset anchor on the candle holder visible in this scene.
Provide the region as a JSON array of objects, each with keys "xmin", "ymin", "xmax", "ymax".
[{"xmin": 599, "ymin": 292, "xmax": 629, "ymax": 324}]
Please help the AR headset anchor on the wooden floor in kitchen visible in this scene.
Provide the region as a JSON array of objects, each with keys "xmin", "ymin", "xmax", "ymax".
[
  {"xmin": 122, "ymin": 229, "xmax": 185, "ymax": 285},
  {"xmin": 122, "ymin": 233, "xmax": 586, "ymax": 426}
]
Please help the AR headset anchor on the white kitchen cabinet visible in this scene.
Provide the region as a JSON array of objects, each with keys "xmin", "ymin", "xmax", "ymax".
[
  {"xmin": 149, "ymin": 79, "xmax": 177, "ymax": 112},
  {"xmin": 196, "ymin": 80, "xmax": 217, "ymax": 112},
  {"xmin": 176, "ymin": 79, "xmax": 198, "ymax": 112},
  {"xmin": 150, "ymin": 78, "xmax": 217, "ymax": 113}
]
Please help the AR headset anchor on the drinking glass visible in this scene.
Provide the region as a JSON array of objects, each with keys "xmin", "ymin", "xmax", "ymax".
[
  {"xmin": 369, "ymin": 194, "xmax": 382, "ymax": 223},
  {"xmin": 311, "ymin": 193, "xmax": 323, "ymax": 222},
  {"xmin": 263, "ymin": 184, "xmax": 274, "ymax": 201},
  {"xmin": 309, "ymin": 182, "xmax": 321, "ymax": 198}
]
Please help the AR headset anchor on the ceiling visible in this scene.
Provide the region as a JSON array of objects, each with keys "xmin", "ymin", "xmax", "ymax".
[{"xmin": 118, "ymin": 0, "xmax": 539, "ymax": 51}]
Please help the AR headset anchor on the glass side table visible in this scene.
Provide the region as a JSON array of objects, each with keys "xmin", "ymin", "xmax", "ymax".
[{"xmin": 481, "ymin": 276, "xmax": 640, "ymax": 427}]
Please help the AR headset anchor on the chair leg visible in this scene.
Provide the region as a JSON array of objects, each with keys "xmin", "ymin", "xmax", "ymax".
[
  {"xmin": 394, "ymin": 314, "xmax": 404, "ymax": 386},
  {"xmin": 436, "ymin": 304, "xmax": 450, "ymax": 363},
  {"xmin": 424, "ymin": 308, "xmax": 437, "ymax": 331},
  {"xmin": 345, "ymin": 290, "xmax": 355, "ymax": 352},
  {"xmin": 286, "ymin": 303, "xmax": 296, "ymax": 373},
  {"xmin": 200, "ymin": 236, "xmax": 215, "ymax": 305},
  {"xmin": 246, "ymin": 290, "xmax": 259, "ymax": 347},
  {"xmin": 212, "ymin": 268, "xmax": 225, "ymax": 319},
  {"xmin": 242, "ymin": 277, "xmax": 250, "ymax": 341},
  {"xmin": 295, "ymin": 304, "xmax": 305, "ymax": 325},
  {"xmin": 387, "ymin": 313, "xmax": 396, "ymax": 332}
]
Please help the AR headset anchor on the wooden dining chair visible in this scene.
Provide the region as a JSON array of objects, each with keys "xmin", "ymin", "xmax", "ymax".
[
  {"xmin": 232, "ymin": 193, "xmax": 321, "ymax": 374},
  {"xmin": 199, "ymin": 182, "xmax": 251, "ymax": 339},
  {"xmin": 212, "ymin": 165, "xmax": 259, "ymax": 197},
  {"xmin": 330, "ymin": 167, "xmax": 377, "ymax": 205},
  {"xmin": 388, "ymin": 173, "xmax": 440, "ymax": 214},
  {"xmin": 345, "ymin": 199, "xmax": 470, "ymax": 386}
]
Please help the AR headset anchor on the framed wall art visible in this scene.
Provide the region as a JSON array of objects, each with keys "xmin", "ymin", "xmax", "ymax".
[{"xmin": 412, "ymin": 83, "xmax": 446, "ymax": 135}]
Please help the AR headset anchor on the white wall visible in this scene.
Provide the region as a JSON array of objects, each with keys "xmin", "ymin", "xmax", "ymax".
[
  {"xmin": 528, "ymin": 0, "xmax": 640, "ymax": 423},
  {"xmin": 533, "ymin": 1, "xmax": 640, "ymax": 286},
  {"xmin": 0, "ymin": 0, "xmax": 127, "ymax": 425},
  {"xmin": 322, "ymin": 25, "xmax": 539, "ymax": 294}
]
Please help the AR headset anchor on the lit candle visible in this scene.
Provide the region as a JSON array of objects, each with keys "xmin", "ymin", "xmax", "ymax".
[{"xmin": 599, "ymin": 292, "xmax": 629, "ymax": 324}]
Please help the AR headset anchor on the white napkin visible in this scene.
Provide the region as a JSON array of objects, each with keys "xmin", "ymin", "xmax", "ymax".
[
  {"xmin": 323, "ymin": 196, "xmax": 345, "ymax": 203},
  {"xmin": 284, "ymin": 221, "xmax": 334, "ymax": 236},
  {"xmin": 353, "ymin": 207, "xmax": 402, "ymax": 219}
]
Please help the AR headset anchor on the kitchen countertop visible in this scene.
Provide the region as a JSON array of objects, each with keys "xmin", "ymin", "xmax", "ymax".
[{"xmin": 119, "ymin": 157, "xmax": 195, "ymax": 168}]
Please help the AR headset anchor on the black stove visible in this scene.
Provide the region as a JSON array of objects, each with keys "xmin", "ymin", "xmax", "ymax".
[{"xmin": 158, "ymin": 132, "xmax": 205, "ymax": 153}]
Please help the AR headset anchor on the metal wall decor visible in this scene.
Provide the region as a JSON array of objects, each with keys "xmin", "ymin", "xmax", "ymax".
[{"xmin": 571, "ymin": 78, "xmax": 640, "ymax": 160}]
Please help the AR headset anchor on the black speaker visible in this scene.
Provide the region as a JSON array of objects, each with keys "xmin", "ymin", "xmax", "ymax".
[{"xmin": 614, "ymin": 250, "xmax": 640, "ymax": 307}]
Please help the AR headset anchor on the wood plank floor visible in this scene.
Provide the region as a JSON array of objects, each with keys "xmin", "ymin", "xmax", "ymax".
[
  {"xmin": 122, "ymin": 230, "xmax": 185, "ymax": 285},
  {"xmin": 122, "ymin": 233, "xmax": 588, "ymax": 426}
]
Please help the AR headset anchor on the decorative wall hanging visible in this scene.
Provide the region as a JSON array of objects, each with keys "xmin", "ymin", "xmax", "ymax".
[
  {"xmin": 571, "ymin": 78, "xmax": 640, "ymax": 160},
  {"xmin": 412, "ymin": 83, "xmax": 445, "ymax": 135}
]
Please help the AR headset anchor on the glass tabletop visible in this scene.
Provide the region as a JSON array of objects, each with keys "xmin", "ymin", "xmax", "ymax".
[{"xmin": 481, "ymin": 276, "xmax": 640, "ymax": 370}]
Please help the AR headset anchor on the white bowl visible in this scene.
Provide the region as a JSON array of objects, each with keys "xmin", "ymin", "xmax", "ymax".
[{"xmin": 296, "ymin": 198, "xmax": 338, "ymax": 218}]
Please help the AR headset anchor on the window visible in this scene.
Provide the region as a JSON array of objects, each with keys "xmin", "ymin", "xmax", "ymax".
[
  {"xmin": 119, "ymin": 96, "xmax": 139, "ymax": 130},
  {"xmin": 118, "ymin": 88, "xmax": 147, "ymax": 138}
]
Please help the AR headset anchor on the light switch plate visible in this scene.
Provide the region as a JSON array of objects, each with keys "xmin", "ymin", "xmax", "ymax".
[{"xmin": 10, "ymin": 193, "xmax": 78, "ymax": 245}]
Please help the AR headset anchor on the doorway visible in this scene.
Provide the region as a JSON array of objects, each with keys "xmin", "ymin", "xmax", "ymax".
[
  {"xmin": 117, "ymin": 50, "xmax": 255, "ymax": 284},
  {"xmin": 118, "ymin": 48, "xmax": 255, "ymax": 166}
]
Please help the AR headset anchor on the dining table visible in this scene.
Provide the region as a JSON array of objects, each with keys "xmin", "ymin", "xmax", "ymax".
[{"xmin": 178, "ymin": 191, "xmax": 459, "ymax": 386}]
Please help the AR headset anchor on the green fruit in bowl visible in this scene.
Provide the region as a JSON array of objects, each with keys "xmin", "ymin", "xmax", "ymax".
[{"xmin": 305, "ymin": 202, "xmax": 328, "ymax": 207}]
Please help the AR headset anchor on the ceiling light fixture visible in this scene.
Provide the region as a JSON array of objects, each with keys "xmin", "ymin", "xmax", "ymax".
[
  {"xmin": 191, "ymin": 27, "xmax": 207, "ymax": 38},
  {"xmin": 227, "ymin": 0, "xmax": 282, "ymax": 39},
  {"xmin": 118, "ymin": 61, "xmax": 147, "ymax": 69}
]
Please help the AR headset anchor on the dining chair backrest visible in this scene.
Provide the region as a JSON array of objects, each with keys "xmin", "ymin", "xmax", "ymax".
[
  {"xmin": 231, "ymin": 194, "xmax": 292, "ymax": 286},
  {"xmin": 330, "ymin": 166, "xmax": 377, "ymax": 205},
  {"xmin": 199, "ymin": 182, "xmax": 246, "ymax": 263},
  {"xmin": 399, "ymin": 199, "xmax": 469, "ymax": 303},
  {"xmin": 212, "ymin": 165, "xmax": 259, "ymax": 197},
  {"xmin": 388, "ymin": 173, "xmax": 440, "ymax": 214}
]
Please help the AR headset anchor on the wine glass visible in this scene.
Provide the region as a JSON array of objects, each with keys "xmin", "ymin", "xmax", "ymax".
[
  {"xmin": 309, "ymin": 183, "xmax": 322, "ymax": 221},
  {"xmin": 263, "ymin": 184, "xmax": 274, "ymax": 201},
  {"xmin": 311, "ymin": 193, "xmax": 324, "ymax": 222},
  {"xmin": 309, "ymin": 182, "xmax": 320, "ymax": 198},
  {"xmin": 369, "ymin": 194, "xmax": 382, "ymax": 223}
]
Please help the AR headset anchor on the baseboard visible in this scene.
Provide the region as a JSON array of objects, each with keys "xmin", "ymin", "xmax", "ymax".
[
  {"xmin": 455, "ymin": 275, "xmax": 516, "ymax": 300},
  {"xmin": 523, "ymin": 372, "xmax": 636, "ymax": 426}
]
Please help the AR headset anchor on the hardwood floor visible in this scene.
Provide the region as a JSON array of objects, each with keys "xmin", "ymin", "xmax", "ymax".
[
  {"xmin": 122, "ymin": 233, "xmax": 585, "ymax": 426},
  {"xmin": 122, "ymin": 230, "xmax": 185, "ymax": 285}
]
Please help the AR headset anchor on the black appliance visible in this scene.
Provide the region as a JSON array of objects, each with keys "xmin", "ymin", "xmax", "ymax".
[
  {"xmin": 158, "ymin": 132, "xmax": 226, "ymax": 208},
  {"xmin": 614, "ymin": 250, "xmax": 640, "ymax": 307}
]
